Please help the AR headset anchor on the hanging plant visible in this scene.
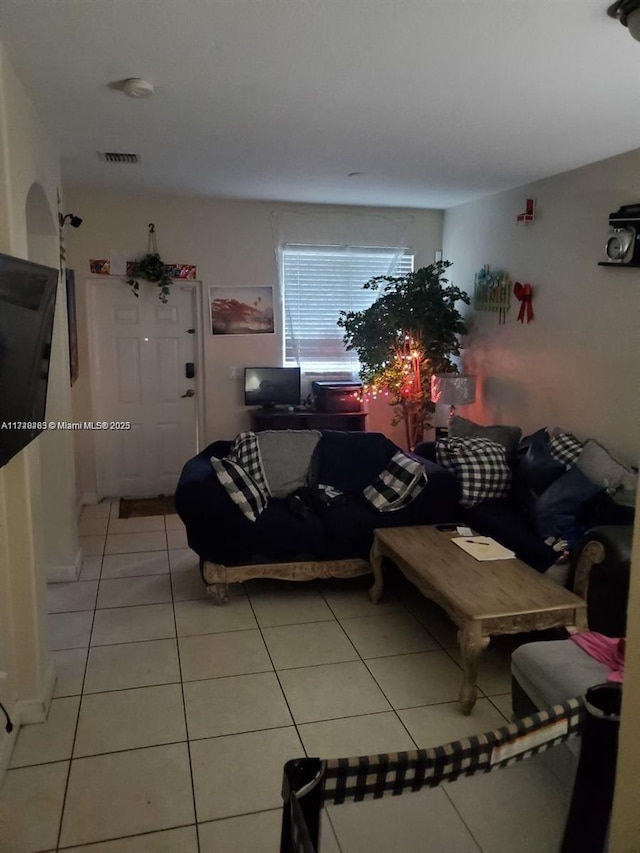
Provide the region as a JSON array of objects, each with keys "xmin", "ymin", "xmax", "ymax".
[{"xmin": 127, "ymin": 224, "xmax": 173, "ymax": 303}]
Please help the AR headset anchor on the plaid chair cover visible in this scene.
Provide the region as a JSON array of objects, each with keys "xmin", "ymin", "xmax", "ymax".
[
  {"xmin": 281, "ymin": 697, "xmax": 585, "ymax": 853},
  {"xmin": 437, "ymin": 437, "xmax": 511, "ymax": 507},
  {"xmin": 549, "ymin": 431, "xmax": 583, "ymax": 468},
  {"xmin": 363, "ymin": 451, "xmax": 427, "ymax": 512}
]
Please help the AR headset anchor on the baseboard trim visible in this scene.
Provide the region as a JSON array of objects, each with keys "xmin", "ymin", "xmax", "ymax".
[
  {"xmin": 0, "ymin": 658, "xmax": 56, "ymax": 783},
  {"xmin": 46, "ymin": 547, "xmax": 82, "ymax": 583},
  {"xmin": 81, "ymin": 491, "xmax": 99, "ymax": 507},
  {"xmin": 0, "ymin": 715, "xmax": 19, "ymax": 783},
  {"xmin": 16, "ymin": 657, "xmax": 56, "ymax": 725}
]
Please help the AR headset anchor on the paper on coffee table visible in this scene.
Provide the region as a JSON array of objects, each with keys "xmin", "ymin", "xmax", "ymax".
[{"xmin": 452, "ymin": 536, "xmax": 516, "ymax": 561}]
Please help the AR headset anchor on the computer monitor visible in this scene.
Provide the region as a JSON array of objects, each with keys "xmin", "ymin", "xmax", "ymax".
[{"xmin": 244, "ymin": 367, "xmax": 301, "ymax": 408}]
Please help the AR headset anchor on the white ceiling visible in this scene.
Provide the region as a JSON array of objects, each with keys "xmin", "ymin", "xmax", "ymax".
[{"xmin": 1, "ymin": 0, "xmax": 639, "ymax": 208}]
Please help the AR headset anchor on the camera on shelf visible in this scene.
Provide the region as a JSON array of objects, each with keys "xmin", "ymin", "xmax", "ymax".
[{"xmin": 605, "ymin": 204, "xmax": 640, "ymax": 264}]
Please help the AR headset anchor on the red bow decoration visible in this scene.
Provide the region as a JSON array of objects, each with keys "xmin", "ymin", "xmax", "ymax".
[{"xmin": 513, "ymin": 282, "xmax": 534, "ymax": 323}]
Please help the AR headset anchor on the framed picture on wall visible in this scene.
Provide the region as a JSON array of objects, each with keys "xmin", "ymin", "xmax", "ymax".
[
  {"xmin": 65, "ymin": 269, "xmax": 79, "ymax": 385},
  {"xmin": 209, "ymin": 286, "xmax": 274, "ymax": 335}
]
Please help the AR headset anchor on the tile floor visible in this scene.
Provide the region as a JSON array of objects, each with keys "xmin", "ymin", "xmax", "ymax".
[{"xmin": 0, "ymin": 500, "xmax": 577, "ymax": 852}]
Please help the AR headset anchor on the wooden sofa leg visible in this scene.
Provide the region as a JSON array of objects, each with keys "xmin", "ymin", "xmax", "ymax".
[
  {"xmin": 200, "ymin": 559, "xmax": 229, "ymax": 605},
  {"xmin": 206, "ymin": 583, "xmax": 229, "ymax": 605}
]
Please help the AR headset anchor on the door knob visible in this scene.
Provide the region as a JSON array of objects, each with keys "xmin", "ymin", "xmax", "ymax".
[{"xmin": 181, "ymin": 389, "xmax": 195, "ymax": 398}]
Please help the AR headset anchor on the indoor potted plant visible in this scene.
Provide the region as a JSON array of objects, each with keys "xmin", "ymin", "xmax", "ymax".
[
  {"xmin": 126, "ymin": 224, "xmax": 173, "ymax": 303},
  {"xmin": 338, "ymin": 260, "xmax": 470, "ymax": 449},
  {"xmin": 127, "ymin": 251, "xmax": 173, "ymax": 304}
]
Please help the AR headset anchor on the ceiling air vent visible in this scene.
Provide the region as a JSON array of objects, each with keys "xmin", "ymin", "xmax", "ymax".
[{"xmin": 99, "ymin": 152, "xmax": 139, "ymax": 164}]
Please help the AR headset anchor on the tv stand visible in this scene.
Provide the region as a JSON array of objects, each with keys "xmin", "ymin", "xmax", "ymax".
[{"xmin": 250, "ymin": 409, "xmax": 367, "ymax": 432}]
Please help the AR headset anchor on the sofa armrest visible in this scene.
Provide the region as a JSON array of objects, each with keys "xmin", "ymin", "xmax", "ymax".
[
  {"xmin": 571, "ymin": 525, "xmax": 632, "ymax": 637},
  {"xmin": 175, "ymin": 444, "xmax": 256, "ymax": 565}
]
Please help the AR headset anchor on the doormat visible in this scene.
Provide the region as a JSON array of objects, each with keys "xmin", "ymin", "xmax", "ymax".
[{"xmin": 119, "ymin": 495, "xmax": 175, "ymax": 519}]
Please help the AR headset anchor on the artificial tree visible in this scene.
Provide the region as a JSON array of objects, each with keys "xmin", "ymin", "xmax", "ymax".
[{"xmin": 338, "ymin": 260, "xmax": 470, "ymax": 449}]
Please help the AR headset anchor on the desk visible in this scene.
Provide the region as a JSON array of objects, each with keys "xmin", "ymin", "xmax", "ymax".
[{"xmin": 250, "ymin": 409, "xmax": 367, "ymax": 432}]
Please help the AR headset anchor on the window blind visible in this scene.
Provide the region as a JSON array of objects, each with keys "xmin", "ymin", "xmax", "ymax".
[{"xmin": 282, "ymin": 244, "xmax": 414, "ymax": 374}]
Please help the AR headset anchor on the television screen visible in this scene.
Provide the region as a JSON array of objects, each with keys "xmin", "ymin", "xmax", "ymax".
[
  {"xmin": 0, "ymin": 253, "xmax": 59, "ymax": 468},
  {"xmin": 244, "ymin": 366, "xmax": 301, "ymax": 408}
]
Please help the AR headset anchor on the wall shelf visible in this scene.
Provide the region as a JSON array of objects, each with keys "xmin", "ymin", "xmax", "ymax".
[{"xmin": 597, "ymin": 261, "xmax": 640, "ymax": 267}]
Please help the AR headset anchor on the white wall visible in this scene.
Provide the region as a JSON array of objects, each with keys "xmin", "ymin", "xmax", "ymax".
[
  {"xmin": 443, "ymin": 147, "xmax": 640, "ymax": 843},
  {"xmin": 0, "ymin": 42, "xmax": 73, "ymax": 777},
  {"xmin": 443, "ymin": 148, "xmax": 640, "ymax": 465},
  {"xmin": 63, "ymin": 191, "xmax": 443, "ymax": 498}
]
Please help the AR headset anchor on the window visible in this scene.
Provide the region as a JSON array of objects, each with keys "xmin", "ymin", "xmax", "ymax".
[{"xmin": 282, "ymin": 244, "xmax": 414, "ymax": 374}]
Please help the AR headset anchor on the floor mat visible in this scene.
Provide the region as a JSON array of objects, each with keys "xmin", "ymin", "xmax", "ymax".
[{"xmin": 119, "ymin": 495, "xmax": 175, "ymax": 518}]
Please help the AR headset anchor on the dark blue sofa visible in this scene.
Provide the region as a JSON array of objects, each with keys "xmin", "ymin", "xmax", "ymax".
[
  {"xmin": 414, "ymin": 439, "xmax": 634, "ymax": 636},
  {"xmin": 175, "ymin": 430, "xmax": 459, "ymax": 599}
]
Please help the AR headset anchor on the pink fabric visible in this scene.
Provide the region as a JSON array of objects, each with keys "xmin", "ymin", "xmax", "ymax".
[{"xmin": 570, "ymin": 632, "xmax": 625, "ymax": 683}]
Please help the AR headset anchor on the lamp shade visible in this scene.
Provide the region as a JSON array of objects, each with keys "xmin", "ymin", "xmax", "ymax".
[{"xmin": 431, "ymin": 375, "xmax": 476, "ymax": 406}]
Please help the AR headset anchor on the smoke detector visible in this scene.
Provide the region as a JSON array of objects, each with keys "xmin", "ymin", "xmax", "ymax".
[{"xmin": 122, "ymin": 78, "xmax": 154, "ymax": 98}]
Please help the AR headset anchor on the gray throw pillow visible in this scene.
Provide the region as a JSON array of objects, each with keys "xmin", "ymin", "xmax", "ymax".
[
  {"xmin": 614, "ymin": 469, "xmax": 638, "ymax": 507},
  {"xmin": 577, "ymin": 439, "xmax": 637, "ymax": 502},
  {"xmin": 449, "ymin": 415, "xmax": 522, "ymax": 456},
  {"xmin": 256, "ymin": 429, "xmax": 322, "ymax": 498}
]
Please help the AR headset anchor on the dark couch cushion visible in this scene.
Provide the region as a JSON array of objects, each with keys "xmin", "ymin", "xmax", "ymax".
[
  {"xmin": 517, "ymin": 428, "xmax": 550, "ymax": 453},
  {"xmin": 317, "ymin": 496, "xmax": 378, "ymax": 560},
  {"xmin": 314, "ymin": 430, "xmax": 398, "ymax": 493},
  {"xmin": 534, "ymin": 466, "xmax": 603, "ymax": 546},
  {"xmin": 516, "ymin": 435, "xmax": 566, "ymax": 496},
  {"xmin": 462, "ymin": 499, "xmax": 557, "ymax": 572},
  {"xmin": 250, "ymin": 499, "xmax": 326, "ymax": 563},
  {"xmin": 413, "ymin": 441, "xmax": 437, "ymax": 464},
  {"xmin": 316, "ymin": 456, "xmax": 461, "ymax": 560},
  {"xmin": 449, "ymin": 416, "xmax": 522, "ymax": 456}
]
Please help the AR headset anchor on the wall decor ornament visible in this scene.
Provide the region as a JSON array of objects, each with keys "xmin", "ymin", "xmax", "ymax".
[
  {"xmin": 209, "ymin": 286, "xmax": 275, "ymax": 335},
  {"xmin": 513, "ymin": 282, "xmax": 534, "ymax": 323},
  {"xmin": 516, "ymin": 198, "xmax": 536, "ymax": 224},
  {"xmin": 473, "ymin": 265, "xmax": 510, "ymax": 324},
  {"xmin": 90, "ymin": 259, "xmax": 196, "ymax": 278}
]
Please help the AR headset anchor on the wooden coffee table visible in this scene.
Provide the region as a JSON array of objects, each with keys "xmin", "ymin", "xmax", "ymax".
[{"xmin": 369, "ymin": 525, "xmax": 588, "ymax": 715}]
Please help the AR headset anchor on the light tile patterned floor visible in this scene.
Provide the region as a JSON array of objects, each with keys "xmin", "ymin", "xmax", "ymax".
[{"xmin": 0, "ymin": 500, "xmax": 576, "ymax": 852}]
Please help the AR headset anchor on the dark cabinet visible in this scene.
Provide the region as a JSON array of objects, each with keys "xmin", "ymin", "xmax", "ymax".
[{"xmin": 249, "ymin": 410, "xmax": 367, "ymax": 432}]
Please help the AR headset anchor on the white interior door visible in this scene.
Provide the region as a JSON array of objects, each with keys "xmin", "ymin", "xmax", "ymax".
[{"xmin": 89, "ymin": 279, "xmax": 199, "ymax": 497}]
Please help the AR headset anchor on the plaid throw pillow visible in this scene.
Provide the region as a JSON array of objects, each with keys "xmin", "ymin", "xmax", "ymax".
[
  {"xmin": 363, "ymin": 451, "xmax": 426, "ymax": 512},
  {"xmin": 227, "ymin": 431, "xmax": 268, "ymax": 494},
  {"xmin": 211, "ymin": 456, "xmax": 268, "ymax": 522},
  {"xmin": 437, "ymin": 437, "xmax": 511, "ymax": 507},
  {"xmin": 548, "ymin": 431, "xmax": 583, "ymax": 468}
]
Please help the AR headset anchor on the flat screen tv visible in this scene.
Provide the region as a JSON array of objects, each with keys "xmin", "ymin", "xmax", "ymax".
[
  {"xmin": 244, "ymin": 366, "xmax": 301, "ymax": 408},
  {"xmin": 0, "ymin": 253, "xmax": 59, "ymax": 468}
]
